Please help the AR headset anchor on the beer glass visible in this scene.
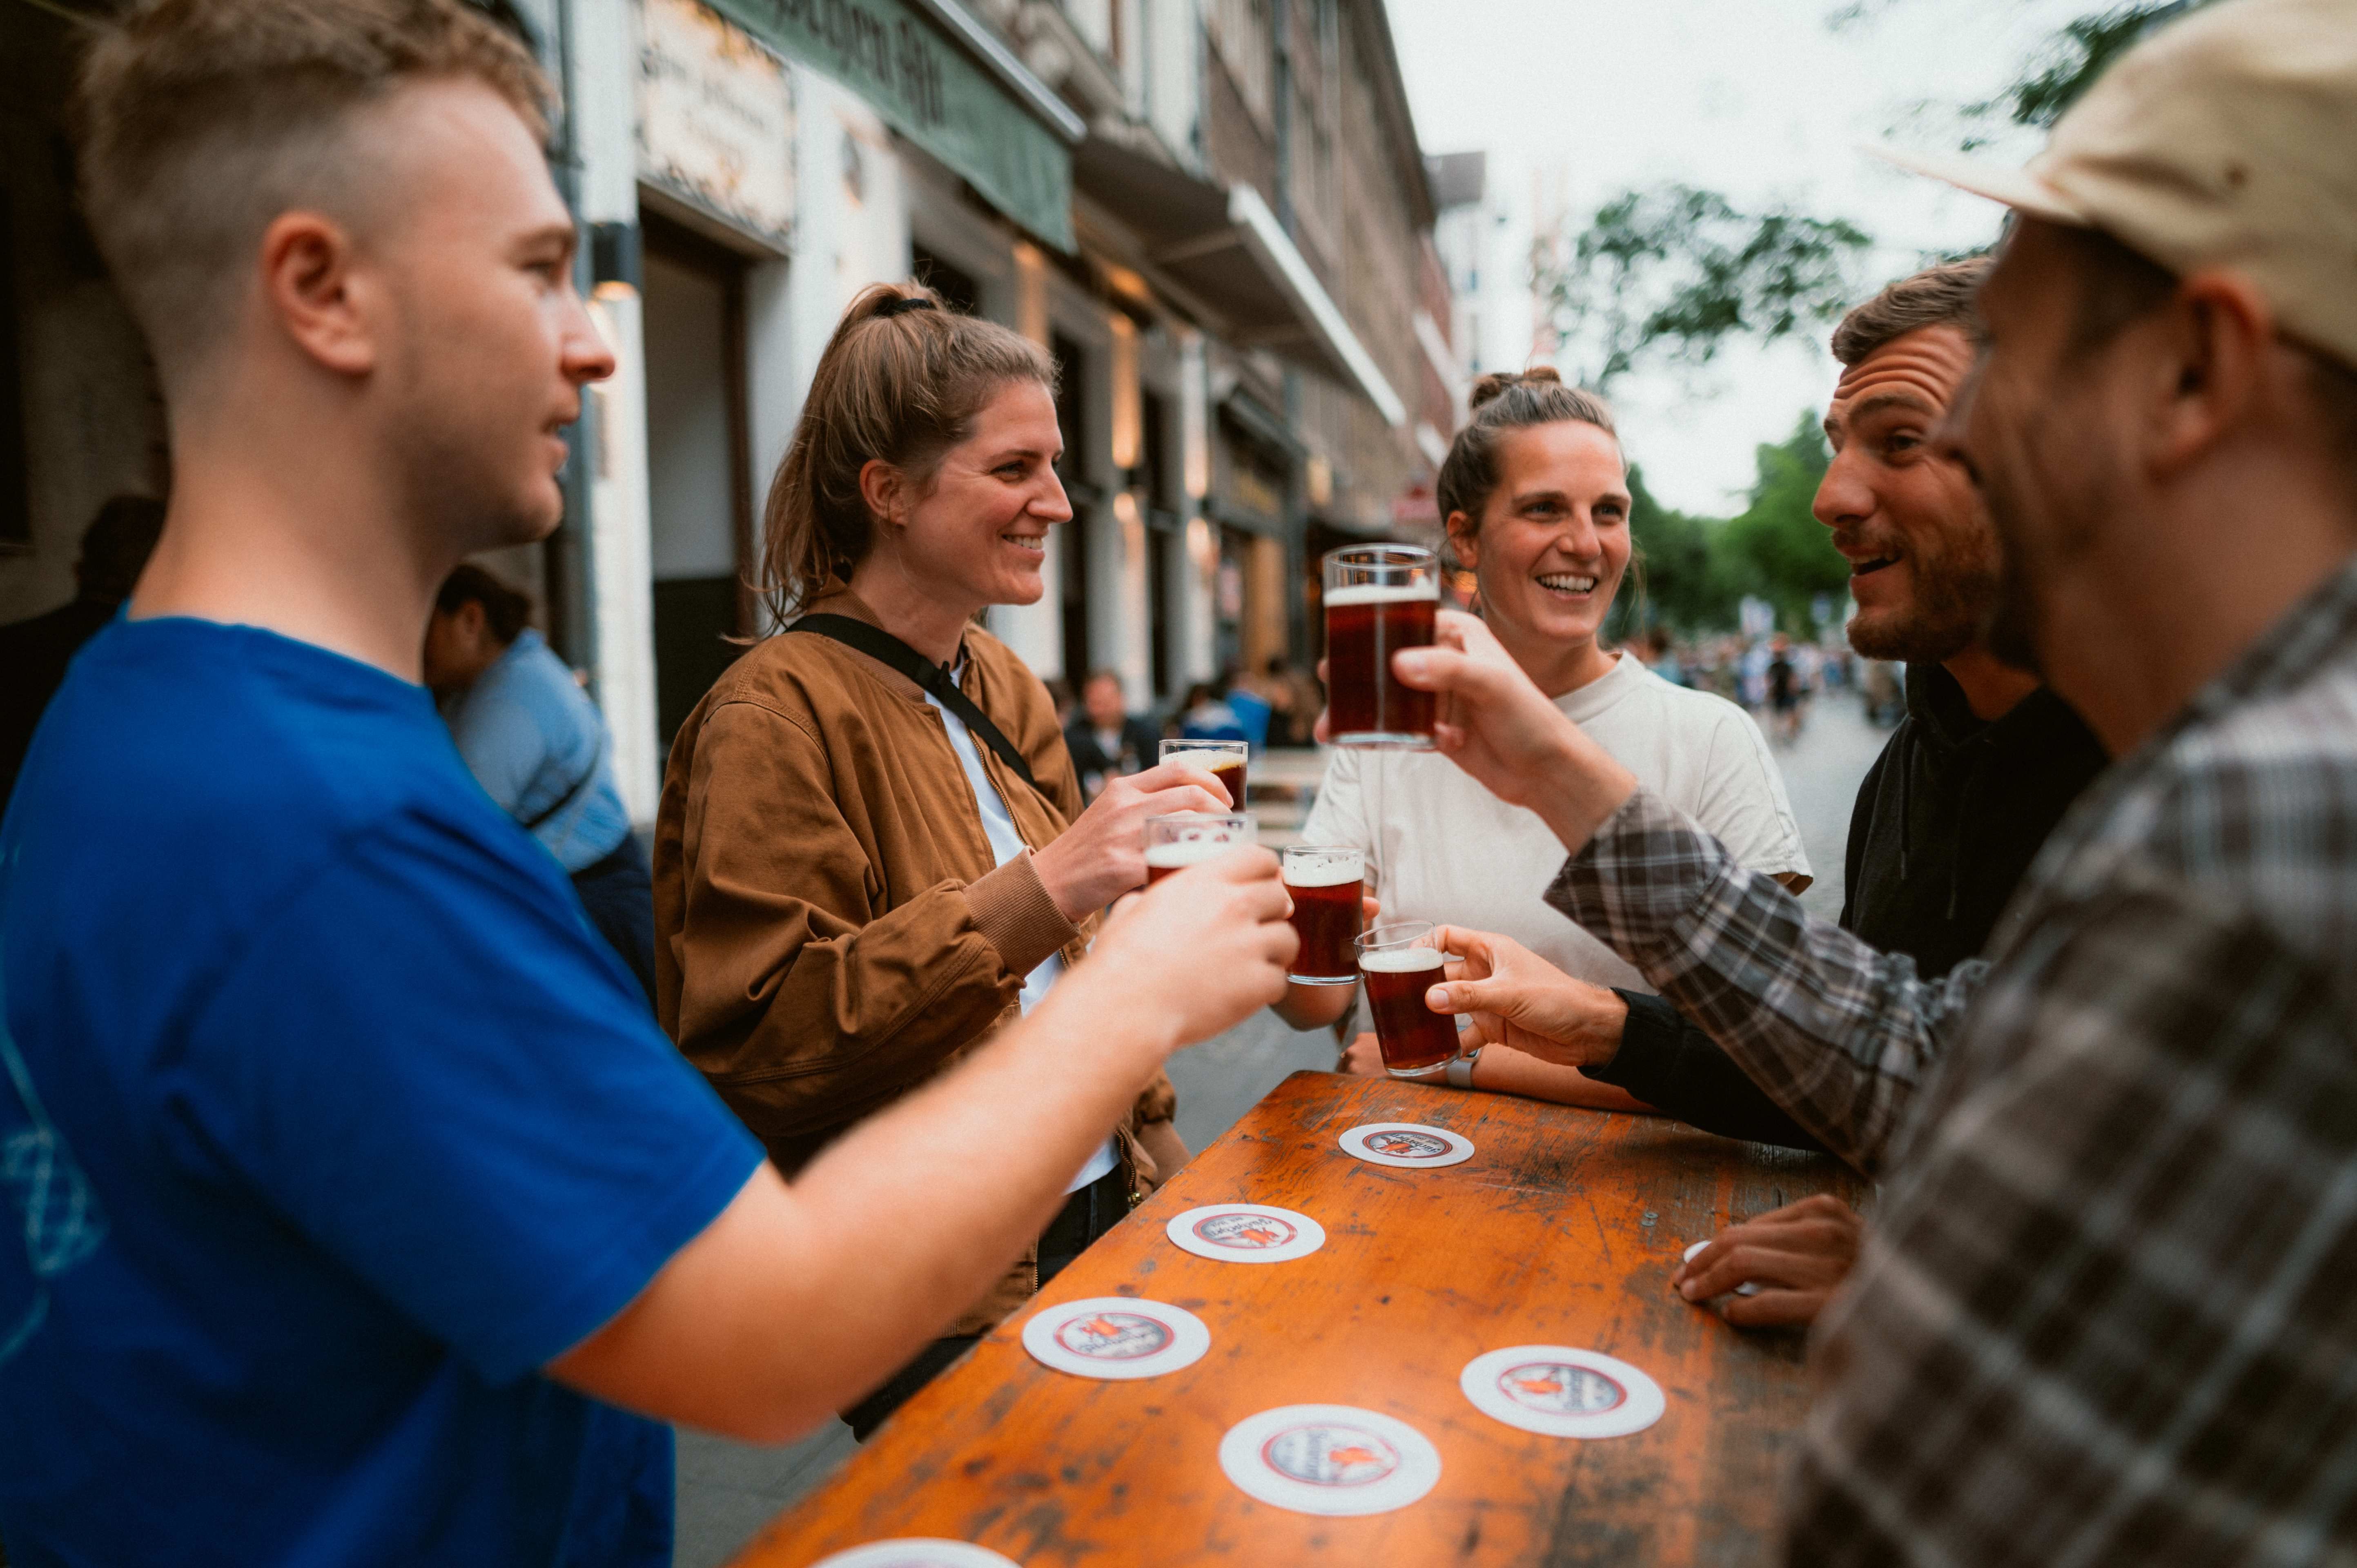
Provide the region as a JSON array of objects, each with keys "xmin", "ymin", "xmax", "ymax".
[
  {"xmin": 1143, "ymin": 812, "xmax": 1256, "ymax": 886},
  {"xmin": 1354, "ymin": 920, "xmax": 1459, "ymax": 1078},
  {"xmin": 1280, "ymin": 845, "xmax": 1365, "ymax": 985},
  {"xmin": 1160, "ymin": 738, "xmax": 1248, "ymax": 811},
  {"xmin": 1323, "ymin": 544, "xmax": 1439, "ymax": 748}
]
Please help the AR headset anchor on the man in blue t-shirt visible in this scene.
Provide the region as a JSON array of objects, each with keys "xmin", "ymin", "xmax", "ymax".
[{"xmin": 0, "ymin": 4, "xmax": 1296, "ymax": 1564}]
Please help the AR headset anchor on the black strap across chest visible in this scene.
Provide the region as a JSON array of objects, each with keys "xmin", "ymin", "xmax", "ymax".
[{"xmin": 784, "ymin": 613, "xmax": 1040, "ymax": 794}]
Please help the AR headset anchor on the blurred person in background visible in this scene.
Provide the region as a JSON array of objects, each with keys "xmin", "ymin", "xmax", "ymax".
[
  {"xmin": 654, "ymin": 283, "xmax": 1233, "ymax": 1440},
  {"xmin": 1064, "ymin": 667, "xmax": 1159, "ymax": 803},
  {"xmin": 1172, "ymin": 679, "xmax": 1247, "ymax": 741},
  {"xmin": 1294, "ymin": 370, "xmax": 1810, "ymax": 1108},
  {"xmin": 424, "ymin": 564, "xmax": 653, "ymax": 1003},
  {"xmin": 0, "ymin": 493, "xmax": 164, "ymax": 806}
]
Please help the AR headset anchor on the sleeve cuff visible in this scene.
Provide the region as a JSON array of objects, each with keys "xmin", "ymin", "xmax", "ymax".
[
  {"xmin": 967, "ymin": 851, "xmax": 1082, "ymax": 978},
  {"xmin": 1582, "ymin": 989, "xmax": 1681, "ymax": 1095}
]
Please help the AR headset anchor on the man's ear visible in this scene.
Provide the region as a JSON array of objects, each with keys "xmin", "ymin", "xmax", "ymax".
[
  {"xmin": 858, "ymin": 458, "xmax": 908, "ymax": 530},
  {"xmin": 258, "ymin": 210, "xmax": 376, "ymax": 377},
  {"xmin": 2144, "ymin": 269, "xmax": 2272, "ymax": 482},
  {"xmin": 456, "ymin": 598, "xmax": 488, "ymax": 644}
]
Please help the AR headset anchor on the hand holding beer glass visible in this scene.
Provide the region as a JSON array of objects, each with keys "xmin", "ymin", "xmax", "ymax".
[
  {"xmin": 1159, "ymin": 739, "xmax": 1248, "ymax": 811},
  {"xmin": 1144, "ymin": 813, "xmax": 1257, "ymax": 885},
  {"xmin": 1354, "ymin": 920, "xmax": 1461, "ymax": 1079}
]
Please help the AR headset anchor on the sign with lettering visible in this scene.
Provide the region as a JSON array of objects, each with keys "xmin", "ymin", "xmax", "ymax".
[
  {"xmin": 700, "ymin": 0, "xmax": 1075, "ymax": 250},
  {"xmin": 639, "ymin": 0, "xmax": 798, "ymax": 250}
]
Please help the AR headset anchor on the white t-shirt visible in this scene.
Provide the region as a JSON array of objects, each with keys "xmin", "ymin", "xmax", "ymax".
[
  {"xmin": 924, "ymin": 688, "xmax": 1118, "ymax": 1193},
  {"xmin": 1300, "ymin": 651, "xmax": 1808, "ymax": 993}
]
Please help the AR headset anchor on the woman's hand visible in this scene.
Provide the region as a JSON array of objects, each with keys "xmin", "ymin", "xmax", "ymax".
[
  {"xmin": 1418, "ymin": 925, "xmax": 1630, "ymax": 1067},
  {"xmin": 1033, "ymin": 760, "xmax": 1233, "ymax": 919},
  {"xmin": 1080, "ymin": 846, "xmax": 1297, "ymax": 1048},
  {"xmin": 1672, "ymin": 1194, "xmax": 1863, "ymax": 1330},
  {"xmin": 1385, "ymin": 611, "xmax": 1641, "ymax": 853}
]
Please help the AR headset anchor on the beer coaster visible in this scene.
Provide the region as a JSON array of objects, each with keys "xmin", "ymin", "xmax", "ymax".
[
  {"xmin": 1165, "ymin": 1203, "xmax": 1326, "ymax": 1264},
  {"xmin": 1681, "ymin": 1238, "xmax": 1760, "ymax": 1296},
  {"xmin": 806, "ymin": 1541, "xmax": 1022, "ymax": 1568},
  {"xmin": 1459, "ymin": 1345, "xmax": 1666, "ymax": 1439},
  {"xmin": 1218, "ymin": 1403, "xmax": 1442, "ymax": 1516},
  {"xmin": 1338, "ymin": 1122, "xmax": 1474, "ymax": 1169},
  {"xmin": 1020, "ymin": 1296, "xmax": 1211, "ymax": 1380}
]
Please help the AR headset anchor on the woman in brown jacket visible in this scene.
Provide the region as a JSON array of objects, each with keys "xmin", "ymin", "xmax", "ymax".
[{"xmin": 652, "ymin": 283, "xmax": 1232, "ymax": 1438}]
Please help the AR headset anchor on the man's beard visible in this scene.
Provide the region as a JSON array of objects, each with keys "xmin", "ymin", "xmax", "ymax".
[{"xmin": 1844, "ymin": 541, "xmax": 2001, "ymax": 666}]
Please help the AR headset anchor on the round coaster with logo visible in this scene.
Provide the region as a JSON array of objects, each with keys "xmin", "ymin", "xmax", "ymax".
[
  {"xmin": 1217, "ymin": 1403, "xmax": 1442, "ymax": 1516},
  {"xmin": 1459, "ymin": 1345, "xmax": 1666, "ymax": 1439},
  {"xmin": 1682, "ymin": 1238, "xmax": 1761, "ymax": 1296},
  {"xmin": 1165, "ymin": 1203, "xmax": 1326, "ymax": 1264},
  {"xmin": 1337, "ymin": 1122, "xmax": 1475, "ymax": 1169},
  {"xmin": 1020, "ymin": 1295, "xmax": 1212, "ymax": 1380},
  {"xmin": 806, "ymin": 1540, "xmax": 1023, "ymax": 1568}
]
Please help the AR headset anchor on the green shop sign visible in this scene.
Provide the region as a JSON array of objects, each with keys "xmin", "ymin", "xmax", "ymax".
[{"xmin": 702, "ymin": 0, "xmax": 1076, "ymax": 250}]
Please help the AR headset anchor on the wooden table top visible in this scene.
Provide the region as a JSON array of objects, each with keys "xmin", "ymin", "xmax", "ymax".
[{"xmin": 732, "ymin": 1070, "xmax": 1865, "ymax": 1568}]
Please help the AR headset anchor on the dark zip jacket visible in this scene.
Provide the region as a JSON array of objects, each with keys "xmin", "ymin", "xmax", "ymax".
[{"xmin": 1584, "ymin": 662, "xmax": 2109, "ymax": 1159}]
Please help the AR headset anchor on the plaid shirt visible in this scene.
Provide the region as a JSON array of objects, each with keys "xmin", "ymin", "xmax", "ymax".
[{"xmin": 1551, "ymin": 558, "xmax": 2357, "ymax": 1566}]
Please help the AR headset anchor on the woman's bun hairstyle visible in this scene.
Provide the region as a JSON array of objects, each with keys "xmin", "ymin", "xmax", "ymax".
[
  {"xmin": 1466, "ymin": 365, "xmax": 1563, "ymax": 412},
  {"xmin": 1437, "ymin": 368, "xmax": 1617, "ymax": 532},
  {"xmin": 758, "ymin": 283, "xmax": 1055, "ymax": 621}
]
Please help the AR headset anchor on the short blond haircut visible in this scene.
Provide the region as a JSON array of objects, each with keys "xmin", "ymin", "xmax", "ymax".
[{"xmin": 74, "ymin": 0, "xmax": 548, "ymax": 385}]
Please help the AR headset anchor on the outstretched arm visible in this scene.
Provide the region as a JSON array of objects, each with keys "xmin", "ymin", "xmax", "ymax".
[{"xmin": 551, "ymin": 848, "xmax": 1297, "ymax": 1441}]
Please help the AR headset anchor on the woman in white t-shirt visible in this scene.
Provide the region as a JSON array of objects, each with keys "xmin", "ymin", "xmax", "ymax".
[{"xmin": 1278, "ymin": 370, "xmax": 1809, "ymax": 1108}]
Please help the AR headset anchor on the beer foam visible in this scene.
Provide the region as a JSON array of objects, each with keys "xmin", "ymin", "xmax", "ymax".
[
  {"xmin": 1282, "ymin": 855, "xmax": 1364, "ymax": 888},
  {"xmin": 1147, "ymin": 838, "xmax": 1242, "ymax": 869},
  {"xmin": 1357, "ymin": 945, "xmax": 1444, "ymax": 974},
  {"xmin": 1323, "ymin": 583, "xmax": 1439, "ymax": 608}
]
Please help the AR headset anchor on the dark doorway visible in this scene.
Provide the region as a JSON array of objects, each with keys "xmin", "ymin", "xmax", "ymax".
[
  {"xmin": 642, "ymin": 215, "xmax": 754, "ymax": 748},
  {"xmin": 910, "ymin": 243, "xmax": 980, "ymax": 316},
  {"xmin": 1052, "ymin": 332, "xmax": 1092, "ymax": 684}
]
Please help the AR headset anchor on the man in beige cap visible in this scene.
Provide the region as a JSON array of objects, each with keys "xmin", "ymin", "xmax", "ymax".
[{"xmin": 1353, "ymin": 0, "xmax": 2357, "ymax": 1559}]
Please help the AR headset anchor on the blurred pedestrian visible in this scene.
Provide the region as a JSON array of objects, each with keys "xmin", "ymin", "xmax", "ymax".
[
  {"xmin": 1063, "ymin": 668, "xmax": 1158, "ymax": 802},
  {"xmin": 0, "ymin": 493, "xmax": 163, "ymax": 805},
  {"xmin": 423, "ymin": 565, "xmax": 653, "ymax": 1004},
  {"xmin": 1173, "ymin": 679, "xmax": 1247, "ymax": 741}
]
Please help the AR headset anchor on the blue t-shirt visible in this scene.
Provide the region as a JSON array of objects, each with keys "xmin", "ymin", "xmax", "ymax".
[
  {"xmin": 0, "ymin": 618, "xmax": 762, "ymax": 1568},
  {"xmin": 443, "ymin": 628, "xmax": 632, "ymax": 873}
]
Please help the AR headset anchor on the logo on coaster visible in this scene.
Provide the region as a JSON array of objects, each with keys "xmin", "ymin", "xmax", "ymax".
[
  {"xmin": 1194, "ymin": 1212, "xmax": 1297, "ymax": 1250},
  {"xmin": 1262, "ymin": 1423, "xmax": 1402, "ymax": 1488},
  {"xmin": 1499, "ymin": 1361, "xmax": 1626, "ymax": 1415},
  {"xmin": 1367, "ymin": 1130, "xmax": 1452, "ymax": 1159},
  {"xmin": 1054, "ymin": 1310, "xmax": 1173, "ymax": 1360}
]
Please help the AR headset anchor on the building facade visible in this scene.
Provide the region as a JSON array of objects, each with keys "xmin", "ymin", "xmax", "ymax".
[{"xmin": 1, "ymin": 0, "xmax": 1455, "ymax": 825}]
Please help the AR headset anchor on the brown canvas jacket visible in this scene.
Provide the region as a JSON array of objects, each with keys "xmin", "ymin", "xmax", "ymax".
[{"xmin": 651, "ymin": 587, "xmax": 1183, "ymax": 1334}]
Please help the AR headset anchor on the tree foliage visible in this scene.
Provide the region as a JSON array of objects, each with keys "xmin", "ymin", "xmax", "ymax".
[{"xmin": 1532, "ymin": 186, "xmax": 1872, "ymax": 390}]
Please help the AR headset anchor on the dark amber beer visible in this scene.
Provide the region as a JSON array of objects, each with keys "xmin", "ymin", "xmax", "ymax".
[
  {"xmin": 1355, "ymin": 921, "xmax": 1459, "ymax": 1078},
  {"xmin": 1160, "ymin": 739, "xmax": 1248, "ymax": 811},
  {"xmin": 1281, "ymin": 846, "xmax": 1365, "ymax": 984},
  {"xmin": 1323, "ymin": 546, "xmax": 1439, "ymax": 748},
  {"xmin": 1143, "ymin": 813, "xmax": 1255, "ymax": 886}
]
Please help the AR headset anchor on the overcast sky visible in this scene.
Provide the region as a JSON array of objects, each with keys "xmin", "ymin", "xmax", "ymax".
[{"xmin": 1387, "ymin": 0, "xmax": 2090, "ymax": 514}]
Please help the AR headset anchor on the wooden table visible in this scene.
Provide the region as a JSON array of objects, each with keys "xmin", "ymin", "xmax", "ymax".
[{"xmin": 733, "ymin": 1071, "xmax": 1865, "ymax": 1567}]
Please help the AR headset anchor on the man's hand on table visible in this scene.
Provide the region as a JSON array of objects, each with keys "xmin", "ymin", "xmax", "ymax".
[{"xmin": 1673, "ymin": 1194, "xmax": 1863, "ymax": 1329}]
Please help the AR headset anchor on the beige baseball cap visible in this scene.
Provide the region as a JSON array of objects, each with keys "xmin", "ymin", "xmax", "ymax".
[{"xmin": 1870, "ymin": 0, "xmax": 2357, "ymax": 369}]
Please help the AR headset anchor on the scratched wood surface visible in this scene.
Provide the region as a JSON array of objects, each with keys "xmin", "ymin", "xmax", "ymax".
[{"xmin": 732, "ymin": 1070, "xmax": 1864, "ymax": 1568}]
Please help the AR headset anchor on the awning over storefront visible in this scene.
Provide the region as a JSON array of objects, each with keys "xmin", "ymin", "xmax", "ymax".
[
  {"xmin": 1074, "ymin": 136, "xmax": 1408, "ymax": 429},
  {"xmin": 704, "ymin": 0, "xmax": 1080, "ymax": 250}
]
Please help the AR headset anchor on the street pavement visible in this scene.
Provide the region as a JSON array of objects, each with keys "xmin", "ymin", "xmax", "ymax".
[{"xmin": 671, "ymin": 687, "xmax": 1894, "ymax": 1567}]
